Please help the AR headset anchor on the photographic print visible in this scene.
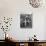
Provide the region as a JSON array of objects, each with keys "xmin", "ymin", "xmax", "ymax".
[{"xmin": 20, "ymin": 14, "xmax": 32, "ymax": 28}]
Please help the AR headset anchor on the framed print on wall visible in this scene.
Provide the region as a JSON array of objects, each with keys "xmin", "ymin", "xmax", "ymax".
[{"xmin": 20, "ymin": 14, "xmax": 32, "ymax": 28}]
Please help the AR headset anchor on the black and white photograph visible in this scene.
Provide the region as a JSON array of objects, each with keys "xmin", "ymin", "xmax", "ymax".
[{"xmin": 20, "ymin": 14, "xmax": 32, "ymax": 28}]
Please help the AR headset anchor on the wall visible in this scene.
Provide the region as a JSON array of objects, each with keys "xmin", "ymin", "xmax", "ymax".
[{"xmin": 0, "ymin": 0, "xmax": 46, "ymax": 40}]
